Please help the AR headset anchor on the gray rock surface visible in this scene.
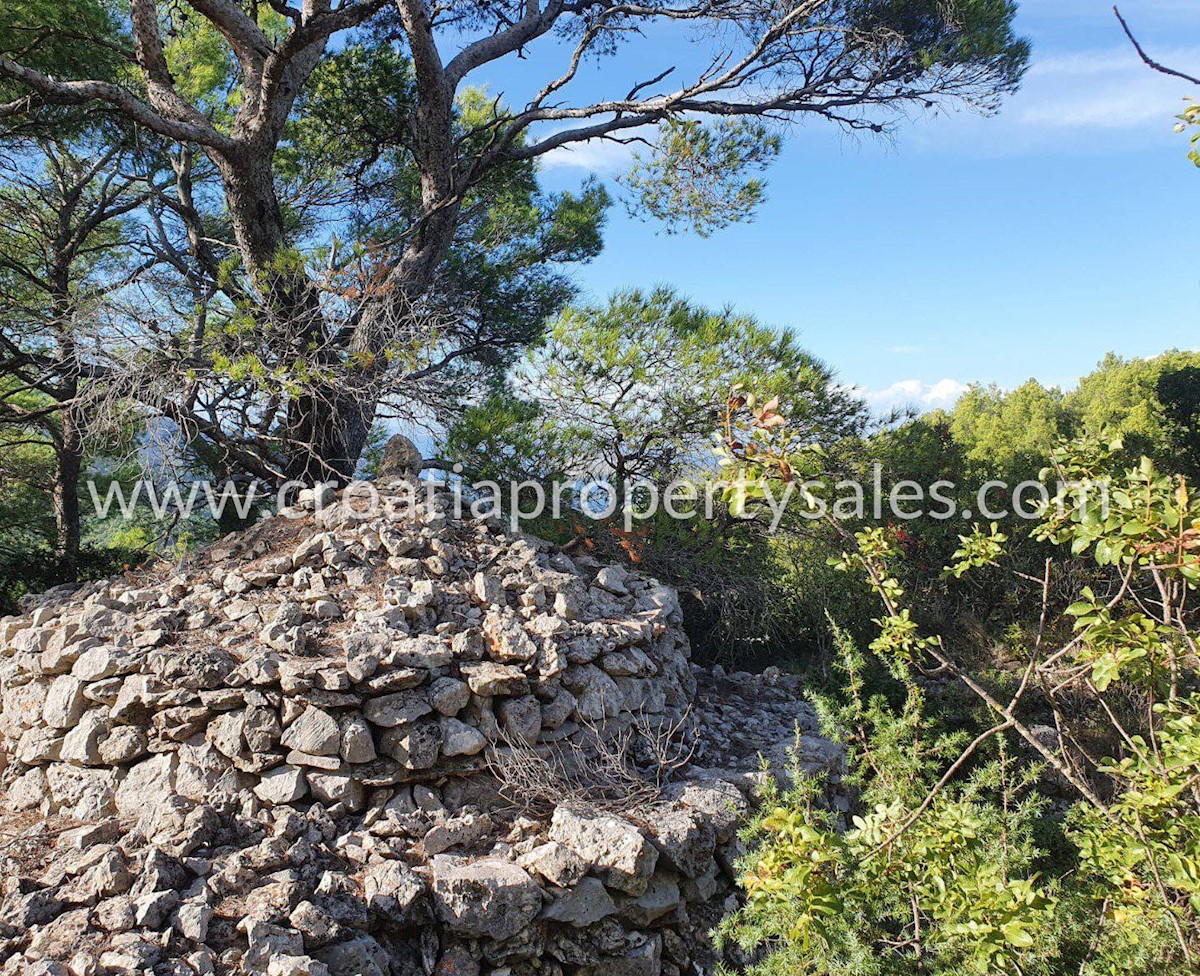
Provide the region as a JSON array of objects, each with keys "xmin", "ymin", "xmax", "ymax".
[
  {"xmin": 0, "ymin": 478, "xmax": 845, "ymax": 976},
  {"xmin": 549, "ymin": 808, "xmax": 659, "ymax": 896},
  {"xmin": 432, "ymin": 857, "xmax": 543, "ymax": 940}
]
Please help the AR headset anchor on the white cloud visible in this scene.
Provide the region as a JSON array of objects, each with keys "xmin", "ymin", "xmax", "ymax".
[
  {"xmin": 910, "ymin": 43, "xmax": 1200, "ymax": 154},
  {"xmin": 924, "ymin": 378, "xmax": 970, "ymax": 403},
  {"xmin": 534, "ymin": 122, "xmax": 660, "ymax": 174},
  {"xmin": 538, "ymin": 137, "xmax": 639, "ymax": 174},
  {"xmin": 861, "ymin": 378, "xmax": 970, "ymax": 414},
  {"xmin": 1015, "ymin": 47, "xmax": 1200, "ymax": 130}
]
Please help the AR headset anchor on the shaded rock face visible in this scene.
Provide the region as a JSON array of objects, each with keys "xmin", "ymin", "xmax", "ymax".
[
  {"xmin": 377, "ymin": 435, "xmax": 423, "ymax": 480},
  {"xmin": 0, "ymin": 479, "xmax": 843, "ymax": 976}
]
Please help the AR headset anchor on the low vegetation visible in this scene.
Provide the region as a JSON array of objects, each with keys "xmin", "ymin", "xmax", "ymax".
[{"xmin": 713, "ymin": 394, "xmax": 1200, "ymax": 973}]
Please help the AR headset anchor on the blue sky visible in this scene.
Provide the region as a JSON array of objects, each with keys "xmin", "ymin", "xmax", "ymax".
[{"xmin": 472, "ymin": 0, "xmax": 1199, "ymax": 413}]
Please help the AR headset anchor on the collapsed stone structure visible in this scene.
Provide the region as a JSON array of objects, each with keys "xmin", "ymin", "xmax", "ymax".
[{"xmin": 0, "ymin": 477, "xmax": 841, "ymax": 976}]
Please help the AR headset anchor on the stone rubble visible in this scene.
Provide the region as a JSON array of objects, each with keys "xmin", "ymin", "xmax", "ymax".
[{"xmin": 0, "ymin": 477, "xmax": 843, "ymax": 976}]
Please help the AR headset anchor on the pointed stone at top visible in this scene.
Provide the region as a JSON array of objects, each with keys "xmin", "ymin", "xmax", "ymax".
[{"xmin": 378, "ymin": 434, "xmax": 423, "ymax": 480}]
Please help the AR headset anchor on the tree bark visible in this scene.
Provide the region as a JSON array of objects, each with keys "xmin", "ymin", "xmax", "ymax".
[
  {"xmin": 216, "ymin": 149, "xmax": 364, "ymax": 484},
  {"xmin": 217, "ymin": 151, "xmax": 290, "ymax": 275},
  {"xmin": 283, "ymin": 386, "xmax": 374, "ymax": 484},
  {"xmin": 53, "ymin": 406, "xmax": 83, "ymax": 579},
  {"xmin": 50, "ymin": 274, "xmax": 82, "ymax": 579}
]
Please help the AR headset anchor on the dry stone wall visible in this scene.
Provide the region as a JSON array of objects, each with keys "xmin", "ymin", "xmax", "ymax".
[{"xmin": 0, "ymin": 479, "xmax": 841, "ymax": 976}]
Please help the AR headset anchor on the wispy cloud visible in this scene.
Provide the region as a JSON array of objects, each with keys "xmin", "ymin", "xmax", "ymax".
[
  {"xmin": 538, "ymin": 138, "xmax": 638, "ymax": 174},
  {"xmin": 537, "ymin": 39, "xmax": 1200, "ymax": 171},
  {"xmin": 1015, "ymin": 46, "xmax": 1200, "ymax": 130},
  {"xmin": 909, "ymin": 43, "xmax": 1200, "ymax": 154}
]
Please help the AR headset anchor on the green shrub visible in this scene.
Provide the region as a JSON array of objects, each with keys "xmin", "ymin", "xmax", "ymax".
[
  {"xmin": 715, "ymin": 400, "xmax": 1200, "ymax": 974},
  {"xmin": 717, "ymin": 623, "xmax": 1059, "ymax": 975}
]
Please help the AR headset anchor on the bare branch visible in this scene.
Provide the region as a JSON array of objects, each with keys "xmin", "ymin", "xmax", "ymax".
[
  {"xmin": 1114, "ymin": 6, "xmax": 1200, "ymax": 86},
  {"xmin": 185, "ymin": 0, "xmax": 274, "ymax": 63},
  {"xmin": 0, "ymin": 57, "xmax": 235, "ymax": 152},
  {"xmin": 444, "ymin": 0, "xmax": 568, "ymax": 89}
]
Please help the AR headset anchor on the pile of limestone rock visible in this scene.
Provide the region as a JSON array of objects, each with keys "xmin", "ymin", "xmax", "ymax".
[{"xmin": 0, "ymin": 476, "xmax": 842, "ymax": 976}]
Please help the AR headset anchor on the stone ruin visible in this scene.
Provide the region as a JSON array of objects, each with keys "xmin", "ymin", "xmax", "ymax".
[{"xmin": 0, "ymin": 474, "xmax": 842, "ymax": 976}]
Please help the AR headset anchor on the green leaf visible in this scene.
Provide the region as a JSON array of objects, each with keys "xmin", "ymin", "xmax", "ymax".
[{"xmin": 1002, "ymin": 921, "xmax": 1034, "ymax": 947}]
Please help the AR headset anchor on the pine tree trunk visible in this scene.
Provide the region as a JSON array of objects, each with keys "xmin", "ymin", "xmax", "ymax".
[
  {"xmin": 53, "ymin": 403, "xmax": 83, "ymax": 580},
  {"xmin": 50, "ymin": 283, "xmax": 83, "ymax": 580},
  {"xmin": 283, "ymin": 387, "xmax": 375, "ymax": 485},
  {"xmin": 216, "ymin": 146, "xmax": 458, "ymax": 486}
]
